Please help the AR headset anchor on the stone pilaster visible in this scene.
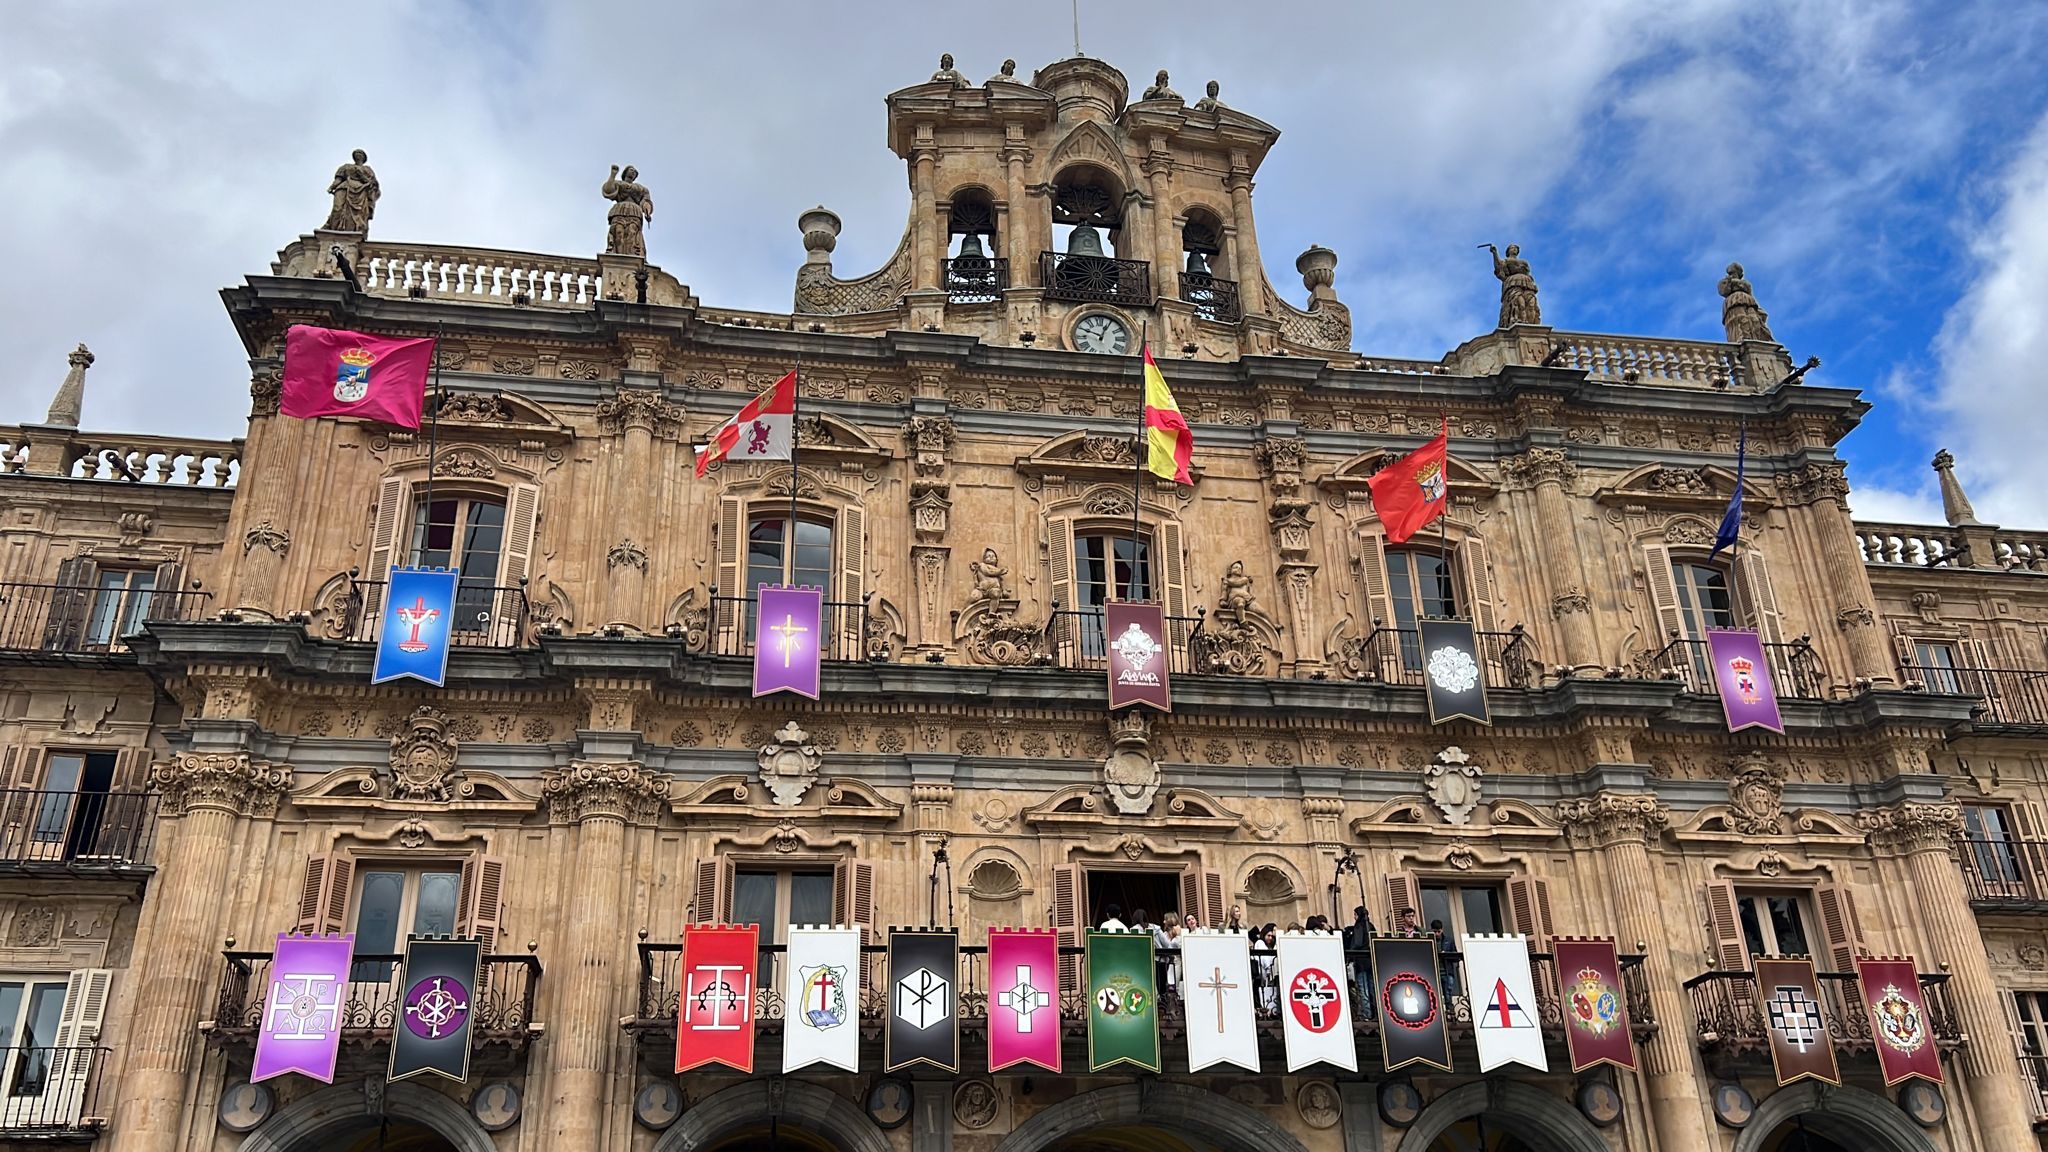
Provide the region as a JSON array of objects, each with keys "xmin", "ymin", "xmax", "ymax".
[
  {"xmin": 1503, "ymin": 448, "xmax": 1598, "ymax": 671},
  {"xmin": 540, "ymin": 762, "xmax": 669, "ymax": 1144},
  {"xmin": 1783, "ymin": 461, "xmax": 1894, "ymax": 685},
  {"xmin": 1862, "ymin": 802, "xmax": 2036, "ymax": 1150},
  {"xmin": 1224, "ymin": 152, "xmax": 1265, "ymax": 318},
  {"xmin": 114, "ymin": 754, "xmax": 291, "ymax": 1152},
  {"xmin": 1557, "ymin": 792, "xmax": 1710, "ymax": 1152},
  {"xmin": 1143, "ymin": 139, "xmax": 1176, "ymax": 294}
]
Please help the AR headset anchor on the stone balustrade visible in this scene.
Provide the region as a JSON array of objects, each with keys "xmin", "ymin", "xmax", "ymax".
[
  {"xmin": 1993, "ymin": 531, "xmax": 2048, "ymax": 573},
  {"xmin": 1855, "ymin": 522, "xmax": 1962, "ymax": 567},
  {"xmin": 1549, "ymin": 331, "xmax": 1741, "ymax": 388},
  {"xmin": 0, "ymin": 426, "xmax": 238, "ymax": 486},
  {"xmin": 1354, "ymin": 355, "xmax": 1447, "ymax": 375},
  {"xmin": 360, "ymin": 243, "xmax": 605, "ymax": 308}
]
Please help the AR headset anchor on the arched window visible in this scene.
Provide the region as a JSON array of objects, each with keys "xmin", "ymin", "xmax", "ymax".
[
  {"xmin": 1180, "ymin": 211, "xmax": 1240, "ymax": 322},
  {"xmin": 1045, "ymin": 166, "xmax": 1148, "ymax": 307},
  {"xmin": 413, "ymin": 494, "xmax": 507, "ymax": 633},
  {"xmin": 1071, "ymin": 530, "xmax": 1149, "ymax": 657},
  {"xmin": 944, "ymin": 190, "xmax": 1004, "ymax": 304}
]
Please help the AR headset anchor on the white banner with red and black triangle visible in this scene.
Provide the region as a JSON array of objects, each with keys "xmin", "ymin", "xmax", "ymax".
[{"xmin": 1464, "ymin": 933, "xmax": 1548, "ymax": 1072}]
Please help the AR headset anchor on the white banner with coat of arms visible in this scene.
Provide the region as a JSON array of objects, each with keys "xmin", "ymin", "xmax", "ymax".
[{"xmin": 783, "ymin": 926, "xmax": 862, "ymax": 1072}]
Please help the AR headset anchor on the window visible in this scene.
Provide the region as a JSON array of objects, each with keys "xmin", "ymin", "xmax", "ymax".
[
  {"xmin": 349, "ymin": 866, "xmax": 462, "ymax": 979},
  {"xmin": 27, "ymin": 753, "xmax": 115, "ymax": 863},
  {"xmin": 1735, "ymin": 890, "xmax": 1812, "ymax": 960},
  {"xmin": 1914, "ymin": 640, "xmax": 1962, "ymax": 694},
  {"xmin": 745, "ymin": 515, "xmax": 833, "ymax": 598},
  {"xmin": 1671, "ymin": 562, "xmax": 1737, "ymax": 637},
  {"xmin": 732, "ymin": 869, "xmax": 834, "ymax": 982},
  {"xmin": 1962, "ymin": 804, "xmax": 2026, "ymax": 896},
  {"xmin": 1419, "ymin": 881, "xmax": 1502, "ymax": 940},
  {"xmin": 82, "ymin": 570, "xmax": 155, "ymax": 649},
  {"xmin": 1384, "ymin": 549, "xmax": 1459, "ymax": 671},
  {"xmin": 412, "ymin": 496, "xmax": 506, "ymax": 632},
  {"xmin": 0, "ymin": 978, "xmax": 67, "ymax": 1099},
  {"xmin": 1074, "ymin": 532, "xmax": 1150, "ymax": 657},
  {"xmin": 2014, "ymin": 991, "xmax": 2048, "ymax": 1080}
]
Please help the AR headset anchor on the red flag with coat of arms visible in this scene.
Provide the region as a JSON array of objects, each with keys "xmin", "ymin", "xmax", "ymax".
[{"xmin": 1366, "ymin": 419, "xmax": 1450, "ymax": 543}]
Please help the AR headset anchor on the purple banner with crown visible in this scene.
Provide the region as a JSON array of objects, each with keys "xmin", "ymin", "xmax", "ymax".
[
  {"xmin": 753, "ymin": 584, "xmax": 823, "ymax": 699},
  {"xmin": 252, "ymin": 933, "xmax": 354, "ymax": 1083},
  {"xmin": 1706, "ymin": 628, "xmax": 1784, "ymax": 733}
]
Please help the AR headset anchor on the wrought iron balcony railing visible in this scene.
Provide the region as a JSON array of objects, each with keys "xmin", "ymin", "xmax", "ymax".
[
  {"xmin": 1640, "ymin": 635, "xmax": 1827, "ymax": 700},
  {"xmin": 1179, "ymin": 272, "xmax": 1242, "ymax": 323},
  {"xmin": 942, "ymin": 257, "xmax": 1009, "ymax": 305},
  {"xmin": 0, "ymin": 1046, "xmax": 109, "ymax": 1138},
  {"xmin": 1046, "ymin": 607, "xmax": 1204, "ymax": 677},
  {"xmin": 213, "ymin": 950, "xmax": 542, "ymax": 1051},
  {"xmin": 704, "ymin": 593, "xmax": 879, "ymax": 662},
  {"xmin": 1039, "ymin": 251, "xmax": 1152, "ymax": 306},
  {"xmin": 1955, "ymin": 834, "xmax": 2048, "ymax": 910},
  {"xmin": 1902, "ymin": 660, "xmax": 2048, "ymax": 731},
  {"xmin": 0, "ymin": 790, "xmax": 156, "ymax": 870},
  {"xmin": 1342, "ymin": 623, "xmax": 1535, "ymax": 690},
  {"xmin": 342, "ymin": 577, "xmax": 529, "ymax": 649},
  {"xmin": 1684, "ymin": 967, "xmax": 1959, "ymax": 1055},
  {"xmin": 0, "ymin": 581, "xmax": 211, "ymax": 655}
]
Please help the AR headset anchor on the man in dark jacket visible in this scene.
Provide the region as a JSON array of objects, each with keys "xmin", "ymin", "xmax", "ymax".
[{"xmin": 1343, "ymin": 905, "xmax": 1375, "ymax": 1017}]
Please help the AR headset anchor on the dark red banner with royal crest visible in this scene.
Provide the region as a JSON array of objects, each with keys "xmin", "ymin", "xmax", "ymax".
[
  {"xmin": 677, "ymin": 924, "xmax": 759, "ymax": 1073},
  {"xmin": 1856, "ymin": 957, "xmax": 1942, "ymax": 1086},
  {"xmin": 1105, "ymin": 600, "xmax": 1172, "ymax": 712},
  {"xmin": 1552, "ymin": 937, "xmax": 1637, "ymax": 1072},
  {"xmin": 1756, "ymin": 957, "xmax": 1840, "ymax": 1087}
]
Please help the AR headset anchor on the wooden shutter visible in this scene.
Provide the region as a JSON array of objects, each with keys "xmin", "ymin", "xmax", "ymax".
[
  {"xmin": 837, "ymin": 504, "xmax": 866, "ymax": 654},
  {"xmin": 49, "ymin": 968, "xmax": 112, "ymax": 1126},
  {"xmin": 1385, "ymin": 870, "xmax": 1421, "ymax": 931},
  {"xmin": 1734, "ymin": 549, "xmax": 1784, "ymax": 644},
  {"xmin": 294, "ymin": 853, "xmax": 353, "ymax": 936},
  {"xmin": 1176, "ymin": 867, "xmax": 1224, "ymax": 928},
  {"xmin": 1052, "ymin": 863, "xmax": 1084, "ymax": 991},
  {"xmin": 2010, "ymin": 803, "xmax": 2048, "ymax": 901},
  {"xmin": 1961, "ymin": 637, "xmax": 1998, "ymax": 703},
  {"xmin": 714, "ymin": 496, "xmax": 746, "ymax": 636},
  {"xmin": 457, "ymin": 855, "xmax": 506, "ymax": 944},
  {"xmin": 2004, "ymin": 992, "xmax": 2043, "ymax": 1103},
  {"xmin": 692, "ymin": 858, "xmax": 732, "ymax": 924},
  {"xmin": 1814, "ymin": 884, "xmax": 1864, "ymax": 971},
  {"xmin": 1356, "ymin": 532, "xmax": 1393, "ymax": 629},
  {"xmin": 366, "ymin": 475, "xmax": 409, "ymax": 582},
  {"xmin": 1159, "ymin": 519, "xmax": 1188, "ymax": 616},
  {"xmin": 1460, "ymin": 536, "xmax": 1500, "ymax": 635},
  {"xmin": 497, "ymin": 482, "xmax": 541, "ymax": 633},
  {"xmin": 1505, "ymin": 877, "xmax": 1555, "ymax": 948},
  {"xmin": 42, "ymin": 556, "xmax": 96, "ymax": 651},
  {"xmin": 149, "ymin": 560, "xmax": 185, "ymax": 622},
  {"xmin": 834, "ymin": 859, "xmax": 876, "ymax": 988},
  {"xmin": 1046, "ymin": 516, "xmax": 1075, "ymax": 611},
  {"xmin": 1703, "ymin": 882, "xmax": 1749, "ymax": 971},
  {"xmin": 1642, "ymin": 543, "xmax": 1687, "ymax": 644}
]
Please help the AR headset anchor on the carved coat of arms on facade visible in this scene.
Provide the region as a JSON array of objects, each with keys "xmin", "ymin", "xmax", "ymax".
[
  {"xmin": 1727, "ymin": 752, "xmax": 1784, "ymax": 835},
  {"xmin": 386, "ymin": 706, "xmax": 465, "ymax": 802},
  {"xmin": 1424, "ymin": 745, "xmax": 1483, "ymax": 825},
  {"xmin": 758, "ymin": 721, "xmax": 823, "ymax": 807},
  {"xmin": 1103, "ymin": 709, "xmax": 1162, "ymax": 815}
]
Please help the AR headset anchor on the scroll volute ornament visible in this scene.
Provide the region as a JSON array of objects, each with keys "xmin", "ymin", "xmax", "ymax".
[
  {"xmin": 541, "ymin": 760, "xmax": 670, "ymax": 824},
  {"xmin": 1556, "ymin": 791, "xmax": 1671, "ymax": 847},
  {"xmin": 150, "ymin": 752, "xmax": 293, "ymax": 818},
  {"xmin": 1857, "ymin": 802, "xmax": 1963, "ymax": 855}
]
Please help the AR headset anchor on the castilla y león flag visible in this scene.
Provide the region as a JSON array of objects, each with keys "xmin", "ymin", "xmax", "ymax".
[
  {"xmin": 676, "ymin": 924, "xmax": 759, "ymax": 1073},
  {"xmin": 1366, "ymin": 419, "xmax": 1450, "ymax": 544},
  {"xmin": 694, "ymin": 370, "xmax": 795, "ymax": 476},
  {"xmin": 281, "ymin": 325, "xmax": 432, "ymax": 429}
]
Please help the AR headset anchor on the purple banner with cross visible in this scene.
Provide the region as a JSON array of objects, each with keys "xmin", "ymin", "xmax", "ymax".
[
  {"xmin": 252, "ymin": 932, "xmax": 354, "ymax": 1083},
  {"xmin": 1707, "ymin": 628, "xmax": 1785, "ymax": 733},
  {"xmin": 753, "ymin": 584, "xmax": 824, "ymax": 699}
]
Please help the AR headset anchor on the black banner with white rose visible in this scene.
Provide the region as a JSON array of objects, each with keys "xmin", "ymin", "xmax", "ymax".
[{"xmin": 1419, "ymin": 618, "xmax": 1490, "ymax": 725}]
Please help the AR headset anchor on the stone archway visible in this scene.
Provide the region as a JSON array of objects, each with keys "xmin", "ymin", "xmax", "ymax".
[
  {"xmin": 236, "ymin": 1081, "xmax": 494, "ymax": 1152},
  {"xmin": 652, "ymin": 1079, "xmax": 893, "ymax": 1152},
  {"xmin": 993, "ymin": 1082, "xmax": 1311, "ymax": 1152},
  {"xmin": 1729, "ymin": 1082, "xmax": 1940, "ymax": 1152},
  {"xmin": 1393, "ymin": 1081, "xmax": 1610, "ymax": 1152}
]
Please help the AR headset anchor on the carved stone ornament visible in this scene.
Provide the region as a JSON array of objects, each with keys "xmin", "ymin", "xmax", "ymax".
[
  {"xmin": 438, "ymin": 393, "xmax": 510, "ymax": 422},
  {"xmin": 149, "ymin": 752, "xmax": 293, "ymax": 818},
  {"xmin": 386, "ymin": 706, "xmax": 465, "ymax": 803},
  {"xmin": 117, "ymin": 511, "xmax": 154, "ymax": 546},
  {"xmin": 10, "ymin": 904, "xmax": 56, "ymax": 947},
  {"xmin": 1500, "ymin": 446, "xmax": 1575, "ymax": 488},
  {"xmin": 1424, "ymin": 746, "xmax": 1483, "ymax": 825},
  {"xmin": 1297, "ymin": 1081, "xmax": 1341, "ymax": 1130},
  {"xmin": 908, "ymin": 415, "xmax": 956, "ymax": 477},
  {"xmin": 759, "ymin": 721, "xmax": 823, "ymax": 807},
  {"xmin": 608, "ymin": 539, "xmax": 648, "ymax": 572},
  {"xmin": 953, "ymin": 1081, "xmax": 999, "ymax": 1131},
  {"xmin": 960, "ymin": 600, "xmax": 1049, "ymax": 667},
  {"xmin": 243, "ymin": 521, "xmax": 291, "ymax": 556},
  {"xmin": 1727, "ymin": 753, "xmax": 1784, "ymax": 836},
  {"xmin": 1103, "ymin": 709, "xmax": 1162, "ymax": 816},
  {"xmin": 250, "ymin": 367, "xmax": 282, "ymax": 417},
  {"xmin": 968, "ymin": 548, "xmax": 1010, "ymax": 604},
  {"xmin": 1552, "ymin": 587, "xmax": 1590, "ymax": 617},
  {"xmin": 1857, "ymin": 802, "xmax": 1963, "ymax": 855},
  {"xmin": 541, "ymin": 760, "xmax": 670, "ymax": 824},
  {"xmin": 1556, "ymin": 792, "xmax": 1671, "ymax": 847},
  {"xmin": 594, "ymin": 388, "xmax": 682, "ymax": 436},
  {"xmin": 1780, "ymin": 461, "xmax": 1850, "ymax": 506},
  {"xmin": 1647, "ymin": 467, "xmax": 1710, "ymax": 496}
]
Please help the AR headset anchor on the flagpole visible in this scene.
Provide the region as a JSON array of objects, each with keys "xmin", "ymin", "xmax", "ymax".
[
  {"xmin": 1728, "ymin": 418, "xmax": 1745, "ymax": 617},
  {"xmin": 790, "ymin": 352, "xmax": 802, "ymax": 561},
  {"xmin": 1132, "ymin": 325, "xmax": 1148, "ymax": 602},
  {"xmin": 415, "ymin": 322, "xmax": 445, "ymax": 567},
  {"xmin": 1438, "ymin": 413, "xmax": 1452, "ymax": 621}
]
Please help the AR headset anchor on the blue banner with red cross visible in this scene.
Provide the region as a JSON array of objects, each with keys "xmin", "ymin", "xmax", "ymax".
[{"xmin": 372, "ymin": 567, "xmax": 459, "ymax": 686}]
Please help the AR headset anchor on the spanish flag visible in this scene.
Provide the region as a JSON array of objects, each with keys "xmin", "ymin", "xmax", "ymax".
[{"xmin": 1142, "ymin": 345, "xmax": 1194, "ymax": 484}]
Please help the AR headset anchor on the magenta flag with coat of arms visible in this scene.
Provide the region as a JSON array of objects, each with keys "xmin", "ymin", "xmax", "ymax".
[{"xmin": 280, "ymin": 325, "xmax": 432, "ymax": 429}]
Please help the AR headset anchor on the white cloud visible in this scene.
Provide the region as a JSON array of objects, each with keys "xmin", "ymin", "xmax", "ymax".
[{"xmin": 1844, "ymin": 482, "xmax": 1942, "ymax": 525}]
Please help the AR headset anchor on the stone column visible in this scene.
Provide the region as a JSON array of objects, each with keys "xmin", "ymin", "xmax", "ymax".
[
  {"xmin": 1143, "ymin": 139, "xmax": 1176, "ymax": 298},
  {"xmin": 1505, "ymin": 448, "xmax": 1600, "ymax": 671},
  {"xmin": 1224, "ymin": 151, "xmax": 1266, "ymax": 317},
  {"xmin": 910, "ymin": 125, "xmax": 940, "ymax": 291},
  {"xmin": 1783, "ymin": 462, "xmax": 1894, "ymax": 685},
  {"xmin": 1863, "ymin": 802, "xmax": 2036, "ymax": 1149},
  {"xmin": 114, "ymin": 753, "xmax": 291, "ymax": 1152},
  {"xmin": 1558, "ymin": 794, "xmax": 1711, "ymax": 1152},
  {"xmin": 1001, "ymin": 130, "xmax": 1030, "ymax": 271},
  {"xmin": 540, "ymin": 762, "xmax": 670, "ymax": 1145}
]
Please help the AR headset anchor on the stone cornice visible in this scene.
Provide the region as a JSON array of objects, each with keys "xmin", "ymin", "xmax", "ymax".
[
  {"xmin": 1857, "ymin": 801, "xmax": 1963, "ymax": 856},
  {"xmin": 149, "ymin": 751, "xmax": 293, "ymax": 818},
  {"xmin": 541, "ymin": 760, "xmax": 671, "ymax": 825},
  {"xmin": 1556, "ymin": 791, "xmax": 1671, "ymax": 848}
]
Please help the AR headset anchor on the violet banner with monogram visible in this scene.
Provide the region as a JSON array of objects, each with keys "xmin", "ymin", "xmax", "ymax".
[
  {"xmin": 388, "ymin": 936, "xmax": 482, "ymax": 1084},
  {"xmin": 1552, "ymin": 937, "xmax": 1636, "ymax": 1072},
  {"xmin": 1756, "ymin": 956, "xmax": 1841, "ymax": 1086},
  {"xmin": 753, "ymin": 584, "xmax": 824, "ymax": 699},
  {"xmin": 1373, "ymin": 936, "xmax": 1451, "ymax": 1073},
  {"xmin": 1856, "ymin": 956, "xmax": 1942, "ymax": 1086},
  {"xmin": 371, "ymin": 567, "xmax": 459, "ymax": 687},
  {"xmin": 885, "ymin": 929, "xmax": 960, "ymax": 1072},
  {"xmin": 1706, "ymin": 628, "xmax": 1785, "ymax": 733},
  {"xmin": 252, "ymin": 933, "xmax": 354, "ymax": 1084},
  {"xmin": 989, "ymin": 928, "xmax": 1062, "ymax": 1073},
  {"xmin": 1104, "ymin": 600, "xmax": 1172, "ymax": 712},
  {"xmin": 1419, "ymin": 617, "xmax": 1490, "ymax": 725}
]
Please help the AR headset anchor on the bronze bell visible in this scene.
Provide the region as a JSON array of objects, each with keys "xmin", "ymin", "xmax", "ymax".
[{"xmin": 1066, "ymin": 223, "xmax": 1105, "ymax": 257}]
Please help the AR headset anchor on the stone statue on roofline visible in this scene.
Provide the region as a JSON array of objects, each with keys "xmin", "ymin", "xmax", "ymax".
[
  {"xmin": 1718, "ymin": 261, "xmax": 1776, "ymax": 343},
  {"xmin": 930, "ymin": 53, "xmax": 969, "ymax": 87},
  {"xmin": 1143, "ymin": 70, "xmax": 1181, "ymax": 103},
  {"xmin": 988, "ymin": 59, "xmax": 1017, "ymax": 85},
  {"xmin": 602, "ymin": 165, "xmax": 654, "ymax": 258},
  {"xmin": 322, "ymin": 149, "xmax": 379, "ymax": 233},
  {"xmin": 1194, "ymin": 80, "xmax": 1225, "ymax": 112},
  {"xmin": 1485, "ymin": 243, "xmax": 1541, "ymax": 328}
]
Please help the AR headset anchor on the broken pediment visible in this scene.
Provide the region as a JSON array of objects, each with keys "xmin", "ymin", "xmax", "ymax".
[
  {"xmin": 1594, "ymin": 462, "xmax": 1773, "ymax": 511},
  {"xmin": 794, "ymin": 413, "xmax": 891, "ymax": 461},
  {"xmin": 1019, "ymin": 430, "xmax": 1204, "ymax": 488},
  {"xmin": 1022, "ymin": 784, "xmax": 1242, "ymax": 831},
  {"xmin": 671, "ymin": 773, "xmax": 903, "ymax": 823}
]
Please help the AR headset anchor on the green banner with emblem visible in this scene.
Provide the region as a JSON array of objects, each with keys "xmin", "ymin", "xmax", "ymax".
[{"xmin": 1085, "ymin": 930, "xmax": 1160, "ymax": 1072}]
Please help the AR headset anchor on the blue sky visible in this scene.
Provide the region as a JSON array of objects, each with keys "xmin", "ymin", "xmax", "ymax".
[{"xmin": 2, "ymin": 1, "xmax": 2044, "ymax": 525}]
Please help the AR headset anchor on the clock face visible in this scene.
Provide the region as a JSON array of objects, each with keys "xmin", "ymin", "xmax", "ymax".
[{"xmin": 1073, "ymin": 314, "xmax": 1132, "ymax": 355}]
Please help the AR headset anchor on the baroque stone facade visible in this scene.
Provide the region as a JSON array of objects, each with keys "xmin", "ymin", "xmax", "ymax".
[{"xmin": 0, "ymin": 50, "xmax": 2045, "ymax": 1152}]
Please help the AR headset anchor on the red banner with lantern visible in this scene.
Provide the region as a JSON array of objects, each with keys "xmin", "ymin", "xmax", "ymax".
[{"xmin": 676, "ymin": 924, "xmax": 759, "ymax": 1073}]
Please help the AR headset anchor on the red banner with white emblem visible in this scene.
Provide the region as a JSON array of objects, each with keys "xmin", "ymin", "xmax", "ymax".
[
  {"xmin": 1856, "ymin": 957, "xmax": 1942, "ymax": 1086},
  {"xmin": 1756, "ymin": 957, "xmax": 1840, "ymax": 1086},
  {"xmin": 677, "ymin": 924, "xmax": 759, "ymax": 1073},
  {"xmin": 1104, "ymin": 600, "xmax": 1172, "ymax": 712},
  {"xmin": 1552, "ymin": 937, "xmax": 1637, "ymax": 1072}
]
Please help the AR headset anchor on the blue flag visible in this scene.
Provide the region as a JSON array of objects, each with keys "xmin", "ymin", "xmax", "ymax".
[
  {"xmin": 372, "ymin": 567, "xmax": 460, "ymax": 686},
  {"xmin": 1710, "ymin": 427, "xmax": 1744, "ymax": 563}
]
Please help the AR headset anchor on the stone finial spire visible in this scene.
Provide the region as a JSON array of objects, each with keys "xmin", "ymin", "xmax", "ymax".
[
  {"xmin": 44, "ymin": 344, "xmax": 92, "ymax": 428},
  {"xmin": 1932, "ymin": 449, "xmax": 1984, "ymax": 527}
]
